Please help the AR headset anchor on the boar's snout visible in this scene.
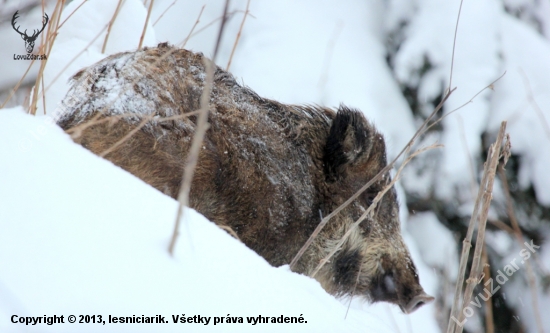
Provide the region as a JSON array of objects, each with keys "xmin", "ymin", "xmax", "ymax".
[
  {"xmin": 368, "ymin": 250, "xmax": 435, "ymax": 314},
  {"xmin": 402, "ymin": 292, "xmax": 434, "ymax": 314}
]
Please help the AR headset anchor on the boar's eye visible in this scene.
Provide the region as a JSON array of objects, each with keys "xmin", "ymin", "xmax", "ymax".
[{"xmin": 361, "ymin": 191, "xmax": 376, "ymax": 206}]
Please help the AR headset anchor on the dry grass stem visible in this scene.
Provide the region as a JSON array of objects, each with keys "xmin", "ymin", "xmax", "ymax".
[
  {"xmin": 498, "ymin": 166, "xmax": 544, "ymax": 333},
  {"xmin": 482, "ymin": 247, "xmax": 494, "ymax": 333},
  {"xmin": 448, "ymin": 0, "xmax": 464, "ymax": 92},
  {"xmin": 102, "ymin": 0, "xmax": 124, "ymax": 54},
  {"xmin": 29, "ymin": 0, "xmax": 65, "ymax": 115},
  {"xmin": 289, "ymin": 88, "xmax": 455, "ymax": 270},
  {"xmin": 153, "ymin": 0, "xmax": 178, "ymax": 26},
  {"xmin": 311, "ymin": 143, "xmax": 442, "ymax": 277},
  {"xmin": 58, "ymin": 0, "xmax": 88, "ymax": 29},
  {"xmin": 168, "ymin": 57, "xmax": 215, "ymax": 255},
  {"xmin": 450, "ymin": 121, "xmax": 509, "ymax": 333},
  {"xmin": 138, "ymin": 0, "xmax": 155, "ymax": 50},
  {"xmin": 65, "ymin": 111, "xmax": 201, "ymax": 138},
  {"xmin": 43, "ymin": 23, "xmax": 109, "ymax": 99},
  {"xmin": 168, "ymin": 0, "xmax": 230, "ymax": 255},
  {"xmin": 426, "ymin": 72, "xmax": 506, "ymax": 134},
  {"xmin": 226, "ymin": 0, "xmax": 250, "ymax": 71},
  {"xmin": 180, "ymin": 5, "xmax": 205, "ymax": 48},
  {"xmin": 99, "ymin": 114, "xmax": 153, "ymax": 157}
]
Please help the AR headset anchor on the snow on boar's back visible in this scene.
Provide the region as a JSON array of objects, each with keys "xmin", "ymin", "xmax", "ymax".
[{"xmin": 56, "ymin": 43, "xmax": 434, "ymax": 313}]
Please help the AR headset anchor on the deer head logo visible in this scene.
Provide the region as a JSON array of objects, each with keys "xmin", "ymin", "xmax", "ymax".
[{"xmin": 12, "ymin": 10, "xmax": 49, "ymax": 54}]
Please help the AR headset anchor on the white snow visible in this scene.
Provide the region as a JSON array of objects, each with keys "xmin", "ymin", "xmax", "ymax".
[
  {"xmin": 2, "ymin": 0, "xmax": 550, "ymax": 331},
  {"xmin": 0, "ymin": 108, "xmax": 431, "ymax": 333}
]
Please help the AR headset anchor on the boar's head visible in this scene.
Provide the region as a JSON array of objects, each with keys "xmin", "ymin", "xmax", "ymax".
[{"xmin": 311, "ymin": 106, "xmax": 434, "ymax": 314}]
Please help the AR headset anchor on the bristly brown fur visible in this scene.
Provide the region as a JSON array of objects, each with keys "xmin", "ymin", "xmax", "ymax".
[{"xmin": 57, "ymin": 43, "xmax": 433, "ymax": 313}]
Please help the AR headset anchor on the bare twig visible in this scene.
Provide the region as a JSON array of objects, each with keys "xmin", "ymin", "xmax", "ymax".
[
  {"xmin": 311, "ymin": 143, "xmax": 442, "ymax": 277},
  {"xmin": 168, "ymin": 0, "xmax": 230, "ymax": 255},
  {"xmin": 226, "ymin": 0, "xmax": 250, "ymax": 71},
  {"xmin": 426, "ymin": 72, "xmax": 506, "ymax": 133},
  {"xmin": 451, "ymin": 121, "xmax": 508, "ymax": 333},
  {"xmin": 138, "ymin": 0, "xmax": 154, "ymax": 50},
  {"xmin": 29, "ymin": 0, "xmax": 65, "ymax": 115},
  {"xmin": 448, "ymin": 0, "xmax": 464, "ymax": 92},
  {"xmin": 102, "ymin": 0, "xmax": 124, "ymax": 54},
  {"xmin": 99, "ymin": 114, "xmax": 153, "ymax": 157},
  {"xmin": 289, "ymin": 88, "xmax": 455, "ymax": 270},
  {"xmin": 153, "ymin": 0, "xmax": 178, "ymax": 26},
  {"xmin": 44, "ymin": 23, "xmax": 109, "ymax": 96},
  {"xmin": 180, "ymin": 5, "xmax": 205, "ymax": 48},
  {"xmin": 58, "ymin": 0, "xmax": 88, "ymax": 30},
  {"xmin": 482, "ymin": 246, "xmax": 494, "ymax": 333},
  {"xmin": 65, "ymin": 110, "xmax": 201, "ymax": 136}
]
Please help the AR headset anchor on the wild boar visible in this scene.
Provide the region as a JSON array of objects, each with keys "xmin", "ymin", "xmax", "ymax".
[{"xmin": 56, "ymin": 43, "xmax": 434, "ymax": 313}]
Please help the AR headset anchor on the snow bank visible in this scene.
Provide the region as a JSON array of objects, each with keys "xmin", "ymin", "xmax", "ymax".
[{"xmin": 0, "ymin": 109, "xmax": 439, "ymax": 332}]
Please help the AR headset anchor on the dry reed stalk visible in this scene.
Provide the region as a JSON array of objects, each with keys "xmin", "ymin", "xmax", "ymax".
[
  {"xmin": 310, "ymin": 143, "xmax": 442, "ymax": 277},
  {"xmin": 29, "ymin": 0, "xmax": 65, "ymax": 115},
  {"xmin": 66, "ymin": 110, "xmax": 202, "ymax": 137},
  {"xmin": 1, "ymin": 0, "xmax": 91, "ymax": 109},
  {"xmin": 138, "ymin": 0, "xmax": 154, "ymax": 50},
  {"xmin": 102, "ymin": 0, "xmax": 124, "ymax": 54},
  {"xmin": 482, "ymin": 246, "xmax": 494, "ymax": 333},
  {"xmin": 289, "ymin": 88, "xmax": 455, "ymax": 269},
  {"xmin": 180, "ymin": 5, "xmax": 206, "ymax": 48},
  {"xmin": 153, "ymin": 0, "xmax": 178, "ymax": 26},
  {"xmin": 226, "ymin": 0, "xmax": 250, "ymax": 71},
  {"xmin": 44, "ymin": 23, "xmax": 109, "ymax": 95},
  {"xmin": 99, "ymin": 114, "xmax": 154, "ymax": 157},
  {"xmin": 168, "ymin": 0, "xmax": 231, "ymax": 255},
  {"xmin": 449, "ymin": 121, "xmax": 509, "ymax": 333},
  {"xmin": 180, "ymin": 10, "xmax": 250, "ymax": 47},
  {"xmin": 498, "ymin": 166, "xmax": 544, "ymax": 333},
  {"xmin": 448, "ymin": 0, "xmax": 464, "ymax": 91},
  {"xmin": 58, "ymin": 0, "xmax": 88, "ymax": 29}
]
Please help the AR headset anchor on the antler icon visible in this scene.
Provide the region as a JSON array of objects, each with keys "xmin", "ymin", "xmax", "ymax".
[{"xmin": 12, "ymin": 10, "xmax": 49, "ymax": 54}]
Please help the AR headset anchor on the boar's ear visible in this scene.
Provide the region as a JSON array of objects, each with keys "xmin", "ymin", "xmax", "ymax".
[{"xmin": 323, "ymin": 105, "xmax": 374, "ymax": 180}]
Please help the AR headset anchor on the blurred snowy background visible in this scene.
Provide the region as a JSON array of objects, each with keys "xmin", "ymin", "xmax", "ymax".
[{"xmin": 1, "ymin": 0, "xmax": 549, "ymax": 332}]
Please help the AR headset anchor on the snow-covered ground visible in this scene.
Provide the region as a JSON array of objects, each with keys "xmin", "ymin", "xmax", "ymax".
[
  {"xmin": 0, "ymin": 109, "xmax": 438, "ymax": 332},
  {"xmin": 1, "ymin": 0, "xmax": 549, "ymax": 332}
]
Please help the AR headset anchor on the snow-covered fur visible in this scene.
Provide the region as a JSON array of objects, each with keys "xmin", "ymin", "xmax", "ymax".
[{"xmin": 56, "ymin": 43, "xmax": 433, "ymax": 313}]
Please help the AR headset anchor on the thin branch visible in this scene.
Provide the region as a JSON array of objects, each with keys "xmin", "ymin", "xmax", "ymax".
[
  {"xmin": 310, "ymin": 143, "xmax": 442, "ymax": 277},
  {"xmin": 138, "ymin": 0, "xmax": 154, "ymax": 50},
  {"xmin": 180, "ymin": 5, "xmax": 205, "ymax": 48},
  {"xmin": 58, "ymin": 0, "xmax": 88, "ymax": 30},
  {"xmin": 226, "ymin": 0, "xmax": 250, "ymax": 71},
  {"xmin": 29, "ymin": 0, "xmax": 65, "ymax": 115},
  {"xmin": 448, "ymin": 0, "xmax": 464, "ymax": 92},
  {"xmin": 99, "ymin": 114, "xmax": 153, "ymax": 157},
  {"xmin": 482, "ymin": 246, "xmax": 494, "ymax": 333},
  {"xmin": 102, "ymin": 0, "xmax": 124, "ymax": 54},
  {"xmin": 153, "ymin": 0, "xmax": 178, "ymax": 26},
  {"xmin": 289, "ymin": 88, "xmax": 455, "ymax": 270},
  {"xmin": 452, "ymin": 122, "xmax": 509, "ymax": 333},
  {"xmin": 427, "ymin": 71, "xmax": 506, "ymax": 133},
  {"xmin": 168, "ymin": 0, "xmax": 230, "ymax": 255}
]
